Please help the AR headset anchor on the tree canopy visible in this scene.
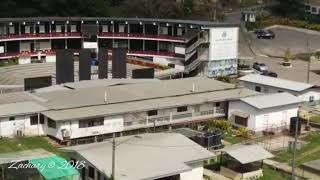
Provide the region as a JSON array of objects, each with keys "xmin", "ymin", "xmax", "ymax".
[{"xmin": 0, "ymin": 0, "xmax": 217, "ymax": 21}]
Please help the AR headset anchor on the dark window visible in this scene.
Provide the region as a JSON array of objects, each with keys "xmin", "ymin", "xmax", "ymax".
[
  {"xmin": 215, "ymin": 102, "xmax": 221, "ymax": 107},
  {"xmin": 88, "ymin": 166, "xmax": 95, "ymax": 179},
  {"xmin": 30, "ymin": 115, "xmax": 39, "ymax": 125},
  {"xmin": 177, "ymin": 106, "xmax": 188, "ymax": 112},
  {"xmin": 235, "ymin": 116, "xmax": 248, "ymax": 127},
  {"xmin": 147, "ymin": 110, "xmax": 158, "ymax": 116},
  {"xmin": 79, "ymin": 117, "xmax": 104, "ymax": 128},
  {"xmin": 310, "ymin": 96, "xmax": 315, "ymax": 102},
  {"xmin": 312, "ymin": 7, "xmax": 317, "ymax": 12},
  {"xmin": 278, "ymin": 90, "xmax": 283, "ymax": 93},
  {"xmin": 48, "ymin": 118, "xmax": 56, "ymax": 129},
  {"xmin": 9, "ymin": 116, "xmax": 15, "ymax": 121},
  {"xmin": 306, "ymin": 5, "xmax": 311, "ymax": 11},
  {"xmin": 255, "ymin": 86, "xmax": 261, "ymax": 92},
  {"xmin": 97, "ymin": 170, "xmax": 101, "ymax": 180},
  {"xmin": 39, "ymin": 114, "xmax": 45, "ymax": 124}
]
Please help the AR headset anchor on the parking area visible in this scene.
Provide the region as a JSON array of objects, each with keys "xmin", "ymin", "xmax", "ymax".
[
  {"xmin": 247, "ymin": 56, "xmax": 320, "ymax": 85},
  {"xmin": 248, "ymin": 26, "xmax": 320, "ymax": 57}
]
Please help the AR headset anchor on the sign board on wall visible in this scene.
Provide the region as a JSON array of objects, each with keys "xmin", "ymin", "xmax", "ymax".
[
  {"xmin": 209, "ymin": 27, "xmax": 239, "ymax": 61},
  {"xmin": 83, "ymin": 42, "xmax": 98, "ymax": 49},
  {"xmin": 0, "ymin": 46, "xmax": 4, "ymax": 53}
]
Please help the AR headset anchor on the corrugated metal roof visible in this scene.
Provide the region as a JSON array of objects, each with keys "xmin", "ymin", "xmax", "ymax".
[
  {"xmin": 0, "ymin": 101, "xmax": 48, "ymax": 117},
  {"xmin": 63, "ymin": 133, "xmax": 214, "ymax": 180},
  {"xmin": 239, "ymin": 74, "xmax": 314, "ymax": 92},
  {"xmin": 218, "ymin": 145, "xmax": 274, "ymax": 164},
  {"xmin": 240, "ymin": 92, "xmax": 302, "ymax": 109},
  {"xmin": 42, "ymin": 88, "xmax": 258, "ymax": 121},
  {"xmin": 36, "ymin": 77, "xmax": 236, "ymax": 110}
]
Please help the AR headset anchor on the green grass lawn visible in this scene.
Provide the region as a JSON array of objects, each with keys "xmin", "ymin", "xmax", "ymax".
[
  {"xmin": 273, "ymin": 131, "xmax": 320, "ymax": 166},
  {"xmin": 309, "ymin": 116, "xmax": 320, "ymax": 124},
  {"xmin": 222, "ymin": 132, "xmax": 244, "ymax": 144},
  {"xmin": 0, "ymin": 136, "xmax": 67, "ymax": 158},
  {"xmin": 260, "ymin": 166, "xmax": 290, "ymax": 180}
]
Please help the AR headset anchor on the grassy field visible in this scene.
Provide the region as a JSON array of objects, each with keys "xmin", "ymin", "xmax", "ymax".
[
  {"xmin": 310, "ymin": 116, "xmax": 320, "ymax": 124},
  {"xmin": 222, "ymin": 132, "xmax": 245, "ymax": 145},
  {"xmin": 260, "ymin": 166, "xmax": 290, "ymax": 180},
  {"xmin": 273, "ymin": 131, "xmax": 320, "ymax": 166},
  {"xmin": 0, "ymin": 136, "xmax": 67, "ymax": 158}
]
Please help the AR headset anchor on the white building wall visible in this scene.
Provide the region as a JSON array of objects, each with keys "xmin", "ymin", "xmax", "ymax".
[
  {"xmin": 180, "ymin": 162, "xmax": 204, "ymax": 180},
  {"xmin": 254, "ymin": 105, "xmax": 299, "ymax": 132},
  {"xmin": 298, "ymin": 88, "xmax": 320, "ymax": 102},
  {"xmin": 19, "ymin": 57, "xmax": 31, "ymax": 64},
  {"xmin": 228, "ymin": 100, "xmax": 299, "ymax": 132},
  {"xmin": 49, "ymin": 115, "xmax": 125, "ymax": 140},
  {"xmin": 0, "ymin": 115, "xmax": 46, "ymax": 138}
]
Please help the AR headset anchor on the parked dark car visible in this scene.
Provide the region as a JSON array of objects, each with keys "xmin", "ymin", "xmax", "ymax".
[
  {"xmin": 262, "ymin": 71, "xmax": 278, "ymax": 78},
  {"xmin": 253, "ymin": 62, "xmax": 268, "ymax": 72},
  {"xmin": 255, "ymin": 29, "xmax": 275, "ymax": 39}
]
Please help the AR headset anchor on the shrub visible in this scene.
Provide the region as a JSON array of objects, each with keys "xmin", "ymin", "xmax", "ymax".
[
  {"xmin": 205, "ymin": 119, "xmax": 232, "ymax": 133},
  {"xmin": 216, "ymin": 76, "xmax": 231, "ymax": 83},
  {"xmin": 236, "ymin": 127, "xmax": 251, "ymax": 138},
  {"xmin": 238, "ymin": 64, "xmax": 251, "ymax": 70},
  {"xmin": 283, "ymin": 48, "xmax": 292, "ymax": 62}
]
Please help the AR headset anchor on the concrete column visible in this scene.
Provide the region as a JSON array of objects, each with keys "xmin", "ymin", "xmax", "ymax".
[
  {"xmin": 128, "ymin": 39, "xmax": 130, "ymax": 50},
  {"xmin": 158, "ymin": 24, "xmax": 160, "ymax": 35},
  {"xmin": 33, "ymin": 23, "xmax": 36, "ymax": 35},
  {"xmin": 49, "ymin": 23, "xmax": 51, "ymax": 33},
  {"xmin": 65, "ymin": 39, "xmax": 68, "ymax": 49},
  {"xmin": 143, "ymin": 40, "xmax": 145, "ymax": 51},
  {"xmin": 18, "ymin": 23, "xmax": 21, "ymax": 35},
  {"xmin": 157, "ymin": 41, "xmax": 160, "ymax": 52},
  {"xmin": 127, "ymin": 23, "xmax": 130, "ymax": 33},
  {"xmin": 142, "ymin": 24, "xmax": 145, "ymax": 34}
]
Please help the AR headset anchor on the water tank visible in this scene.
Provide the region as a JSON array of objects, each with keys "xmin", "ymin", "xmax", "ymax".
[{"xmin": 290, "ymin": 117, "xmax": 302, "ymax": 136}]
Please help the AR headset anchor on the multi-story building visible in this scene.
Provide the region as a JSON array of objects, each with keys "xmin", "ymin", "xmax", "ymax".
[
  {"xmin": 305, "ymin": 0, "xmax": 320, "ymax": 14},
  {"xmin": 0, "ymin": 77, "xmax": 257, "ymax": 144},
  {"xmin": 0, "ymin": 17, "xmax": 239, "ymax": 77}
]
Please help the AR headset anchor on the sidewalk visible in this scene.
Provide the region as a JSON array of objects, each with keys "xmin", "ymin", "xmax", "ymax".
[{"xmin": 264, "ymin": 159, "xmax": 320, "ymax": 180}]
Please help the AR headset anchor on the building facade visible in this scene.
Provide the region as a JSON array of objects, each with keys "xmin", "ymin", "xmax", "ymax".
[
  {"xmin": 0, "ymin": 17, "xmax": 238, "ymax": 77},
  {"xmin": 0, "ymin": 77, "xmax": 257, "ymax": 144},
  {"xmin": 305, "ymin": 0, "xmax": 320, "ymax": 15},
  {"xmin": 228, "ymin": 93, "xmax": 301, "ymax": 133}
]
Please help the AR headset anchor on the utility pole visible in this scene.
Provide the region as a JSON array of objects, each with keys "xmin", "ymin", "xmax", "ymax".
[
  {"xmin": 112, "ymin": 132, "xmax": 116, "ymax": 180},
  {"xmin": 291, "ymin": 114, "xmax": 299, "ymax": 180},
  {"xmin": 307, "ymin": 39, "xmax": 311, "ymax": 84}
]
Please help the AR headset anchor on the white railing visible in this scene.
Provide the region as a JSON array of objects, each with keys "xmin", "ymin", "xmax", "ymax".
[{"xmin": 124, "ymin": 108, "xmax": 226, "ymax": 129}]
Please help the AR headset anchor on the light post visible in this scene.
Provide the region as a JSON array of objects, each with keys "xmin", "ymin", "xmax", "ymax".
[{"xmin": 111, "ymin": 134, "xmax": 141, "ymax": 180}]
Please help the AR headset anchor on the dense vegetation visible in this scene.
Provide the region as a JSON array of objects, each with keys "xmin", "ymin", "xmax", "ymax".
[{"xmin": 0, "ymin": 0, "xmax": 218, "ymax": 20}]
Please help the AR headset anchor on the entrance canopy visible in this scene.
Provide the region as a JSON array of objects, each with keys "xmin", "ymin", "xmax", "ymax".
[{"xmin": 218, "ymin": 145, "xmax": 273, "ymax": 164}]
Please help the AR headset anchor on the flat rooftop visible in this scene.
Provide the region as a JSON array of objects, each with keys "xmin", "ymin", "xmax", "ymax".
[{"xmin": 63, "ymin": 133, "xmax": 214, "ymax": 180}]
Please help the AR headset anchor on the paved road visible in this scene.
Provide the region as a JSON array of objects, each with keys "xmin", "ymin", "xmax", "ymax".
[{"xmin": 249, "ymin": 26, "xmax": 320, "ymax": 57}]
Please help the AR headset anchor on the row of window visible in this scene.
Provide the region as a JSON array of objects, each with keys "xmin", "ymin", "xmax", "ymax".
[{"xmin": 306, "ymin": 5, "xmax": 320, "ymax": 14}]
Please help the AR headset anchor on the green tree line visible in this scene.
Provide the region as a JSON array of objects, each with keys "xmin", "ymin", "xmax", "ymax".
[{"xmin": 0, "ymin": 0, "xmax": 217, "ymax": 20}]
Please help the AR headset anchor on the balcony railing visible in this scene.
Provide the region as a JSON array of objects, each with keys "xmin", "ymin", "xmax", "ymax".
[
  {"xmin": 123, "ymin": 109, "xmax": 226, "ymax": 129},
  {"xmin": 0, "ymin": 32, "xmax": 82, "ymax": 41},
  {"xmin": 99, "ymin": 32, "xmax": 185, "ymax": 42}
]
